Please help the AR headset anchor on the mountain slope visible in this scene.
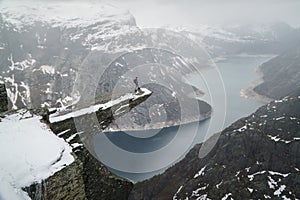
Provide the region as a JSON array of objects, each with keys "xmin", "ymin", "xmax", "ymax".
[
  {"xmin": 0, "ymin": 1, "xmax": 210, "ymax": 111},
  {"xmin": 129, "ymin": 89, "xmax": 300, "ymax": 200},
  {"xmin": 254, "ymin": 44, "xmax": 300, "ymax": 99}
]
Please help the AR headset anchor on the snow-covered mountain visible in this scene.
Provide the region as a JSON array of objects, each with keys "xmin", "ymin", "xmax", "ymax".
[
  {"xmin": 0, "ymin": 1, "xmax": 211, "ymax": 111},
  {"xmin": 168, "ymin": 22, "xmax": 300, "ymax": 57}
]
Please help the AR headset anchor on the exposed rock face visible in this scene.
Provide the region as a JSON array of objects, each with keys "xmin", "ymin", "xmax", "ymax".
[
  {"xmin": 130, "ymin": 89, "xmax": 300, "ymax": 200},
  {"xmin": 0, "ymin": 84, "xmax": 8, "ymax": 112},
  {"xmin": 25, "ymin": 90, "xmax": 152, "ymax": 199},
  {"xmin": 25, "ymin": 159, "xmax": 86, "ymax": 200},
  {"xmin": 254, "ymin": 44, "xmax": 300, "ymax": 99}
]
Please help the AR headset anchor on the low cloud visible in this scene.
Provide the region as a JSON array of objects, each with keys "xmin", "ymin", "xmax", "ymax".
[
  {"xmin": 1, "ymin": 0, "xmax": 299, "ymax": 28},
  {"xmin": 111, "ymin": 0, "xmax": 300, "ymax": 28}
]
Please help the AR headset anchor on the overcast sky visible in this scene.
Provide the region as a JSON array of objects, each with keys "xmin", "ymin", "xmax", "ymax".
[
  {"xmin": 109, "ymin": 0, "xmax": 300, "ymax": 28},
  {"xmin": 1, "ymin": 0, "xmax": 300, "ymax": 28}
]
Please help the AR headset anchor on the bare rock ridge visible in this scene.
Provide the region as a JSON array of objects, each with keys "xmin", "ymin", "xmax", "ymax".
[
  {"xmin": 25, "ymin": 89, "xmax": 152, "ymax": 200},
  {"xmin": 129, "ymin": 89, "xmax": 300, "ymax": 200}
]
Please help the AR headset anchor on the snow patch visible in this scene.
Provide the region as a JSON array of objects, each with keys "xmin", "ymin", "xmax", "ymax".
[
  {"xmin": 221, "ymin": 193, "xmax": 232, "ymax": 200},
  {"xmin": 274, "ymin": 116, "xmax": 285, "ymax": 121},
  {"xmin": 66, "ymin": 132, "xmax": 83, "ymax": 143},
  {"xmin": 50, "ymin": 88, "xmax": 151, "ymax": 123},
  {"xmin": 269, "ymin": 171, "xmax": 289, "ymax": 177},
  {"xmin": 248, "ymin": 170, "xmax": 266, "ymax": 181},
  {"xmin": 57, "ymin": 129, "xmax": 70, "ymax": 137},
  {"xmin": 274, "ymin": 185, "xmax": 286, "ymax": 196},
  {"xmin": 173, "ymin": 186, "xmax": 183, "ymax": 200},
  {"xmin": 33, "ymin": 65, "xmax": 55, "ymax": 75},
  {"xmin": 216, "ymin": 180, "xmax": 223, "ymax": 189},
  {"xmin": 267, "ymin": 176, "xmax": 277, "ymax": 189},
  {"xmin": 71, "ymin": 143, "xmax": 83, "ymax": 148},
  {"xmin": 194, "ymin": 166, "xmax": 206, "ymax": 178},
  {"xmin": 236, "ymin": 124, "xmax": 247, "ymax": 132},
  {"xmin": 267, "ymin": 135, "xmax": 293, "ymax": 143},
  {"xmin": 0, "ymin": 111, "xmax": 74, "ymax": 200}
]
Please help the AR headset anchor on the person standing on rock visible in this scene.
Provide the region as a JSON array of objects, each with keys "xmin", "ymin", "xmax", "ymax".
[{"xmin": 133, "ymin": 77, "xmax": 140, "ymax": 93}]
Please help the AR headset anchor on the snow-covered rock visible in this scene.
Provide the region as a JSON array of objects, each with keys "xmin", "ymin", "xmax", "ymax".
[
  {"xmin": 49, "ymin": 87, "xmax": 152, "ymax": 123},
  {"xmin": 0, "ymin": 110, "xmax": 74, "ymax": 200}
]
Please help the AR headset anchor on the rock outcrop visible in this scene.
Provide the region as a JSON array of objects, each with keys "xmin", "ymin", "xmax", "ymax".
[
  {"xmin": 0, "ymin": 84, "xmax": 8, "ymax": 113},
  {"xmin": 130, "ymin": 89, "xmax": 300, "ymax": 199},
  {"xmin": 25, "ymin": 90, "xmax": 152, "ymax": 199}
]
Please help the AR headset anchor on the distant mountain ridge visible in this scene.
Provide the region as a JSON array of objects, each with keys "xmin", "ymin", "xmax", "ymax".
[{"xmin": 170, "ymin": 22, "xmax": 300, "ymax": 57}]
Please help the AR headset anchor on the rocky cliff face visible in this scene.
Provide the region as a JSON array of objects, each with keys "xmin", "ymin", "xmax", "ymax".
[
  {"xmin": 23, "ymin": 89, "xmax": 152, "ymax": 199},
  {"xmin": 0, "ymin": 84, "xmax": 8, "ymax": 113},
  {"xmin": 130, "ymin": 89, "xmax": 300, "ymax": 199},
  {"xmin": 254, "ymin": 44, "xmax": 300, "ymax": 99}
]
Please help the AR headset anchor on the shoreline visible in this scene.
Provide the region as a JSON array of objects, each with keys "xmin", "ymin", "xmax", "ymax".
[
  {"xmin": 240, "ymin": 86, "xmax": 273, "ymax": 103},
  {"xmin": 104, "ymin": 112, "xmax": 212, "ymax": 133},
  {"xmin": 240, "ymin": 64, "xmax": 273, "ymax": 103},
  {"xmin": 103, "ymin": 54, "xmax": 274, "ymax": 133}
]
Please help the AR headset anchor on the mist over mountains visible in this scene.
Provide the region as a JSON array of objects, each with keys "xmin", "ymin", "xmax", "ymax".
[{"xmin": 0, "ymin": 1, "xmax": 300, "ymax": 200}]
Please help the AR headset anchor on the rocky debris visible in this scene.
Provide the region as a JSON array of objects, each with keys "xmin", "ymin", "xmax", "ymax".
[
  {"xmin": 0, "ymin": 84, "xmax": 8, "ymax": 113},
  {"xmin": 130, "ymin": 89, "xmax": 300, "ymax": 200}
]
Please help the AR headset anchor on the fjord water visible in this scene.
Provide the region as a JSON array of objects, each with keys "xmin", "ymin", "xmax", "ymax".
[{"xmin": 93, "ymin": 55, "xmax": 273, "ymax": 182}]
